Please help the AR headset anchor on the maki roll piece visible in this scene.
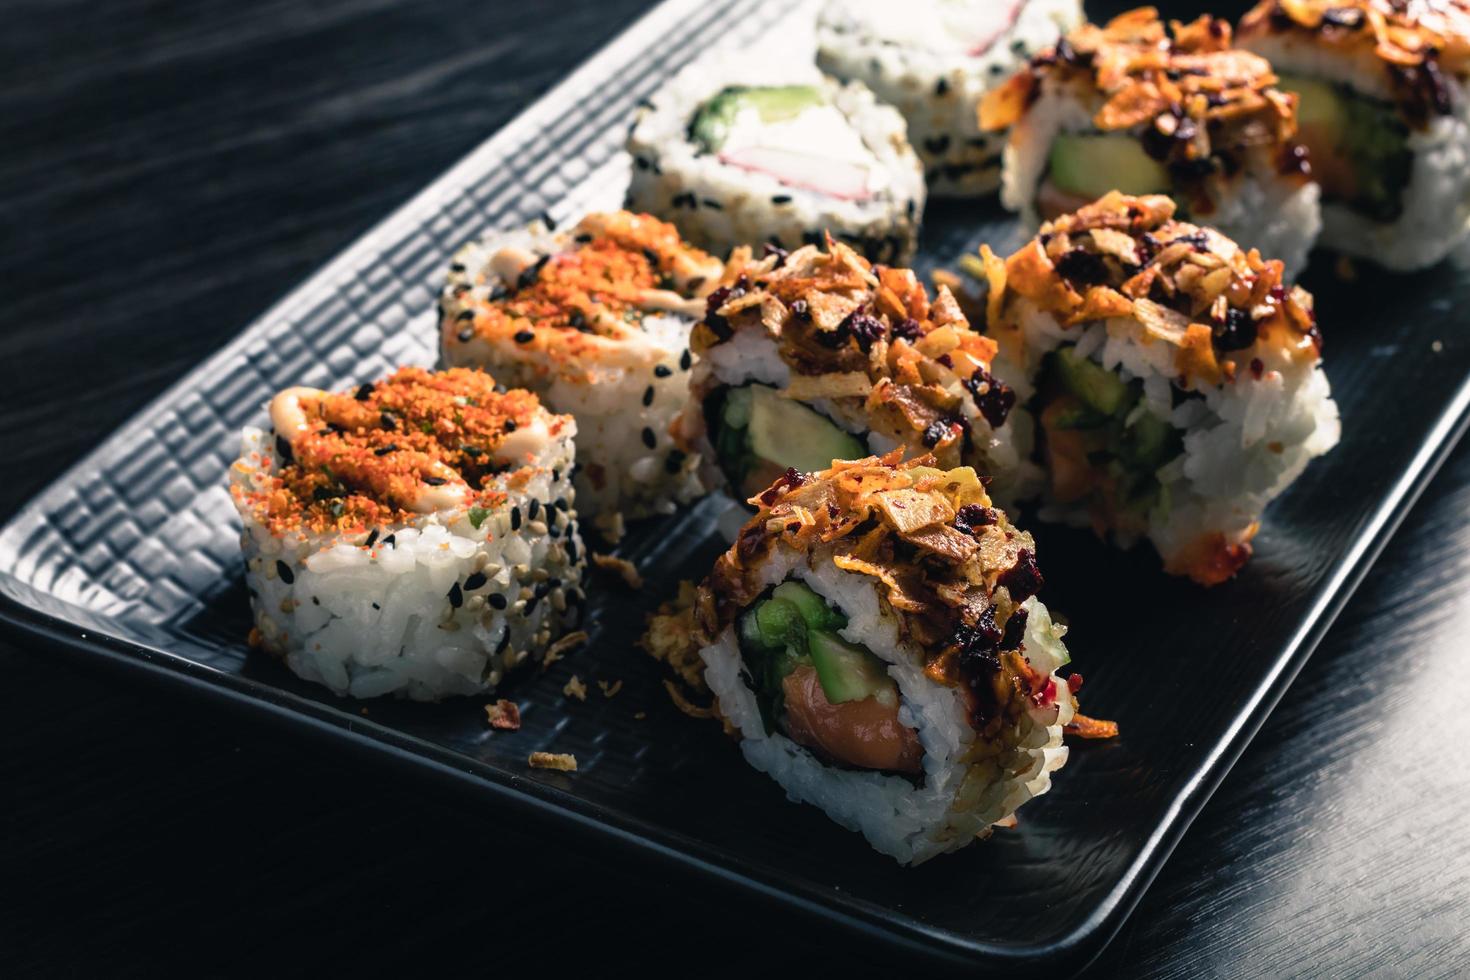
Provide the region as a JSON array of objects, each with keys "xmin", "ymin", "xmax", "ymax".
[
  {"xmin": 694, "ymin": 453, "xmax": 1078, "ymax": 864},
  {"xmin": 980, "ymin": 192, "xmax": 1341, "ymax": 585},
  {"xmin": 625, "ymin": 54, "xmax": 925, "ymax": 265},
  {"xmin": 816, "ymin": 0, "xmax": 1084, "ymax": 196},
  {"xmin": 440, "ymin": 211, "xmax": 725, "ymax": 537},
  {"xmin": 675, "ymin": 238, "xmax": 1027, "ymax": 506},
  {"xmin": 981, "ymin": 8, "xmax": 1321, "ymax": 277},
  {"xmin": 228, "ymin": 367, "xmax": 585, "ymax": 700},
  {"xmin": 1238, "ymin": 0, "xmax": 1470, "ymax": 270}
]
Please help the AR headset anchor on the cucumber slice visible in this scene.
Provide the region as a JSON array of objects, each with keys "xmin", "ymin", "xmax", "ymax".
[
  {"xmin": 746, "ymin": 384, "xmax": 865, "ymax": 473},
  {"xmin": 807, "ymin": 630, "xmax": 893, "ymax": 705},
  {"xmin": 755, "ymin": 597, "xmax": 806, "ymax": 652},
  {"xmin": 1047, "ymin": 133, "xmax": 1170, "ymax": 199},
  {"xmin": 1052, "ymin": 348, "xmax": 1133, "ymax": 417},
  {"xmin": 1118, "ymin": 409, "xmax": 1182, "ymax": 471},
  {"xmin": 738, "ymin": 608, "xmax": 768, "ymax": 652},
  {"xmin": 1278, "ymin": 73, "xmax": 1345, "ymax": 132},
  {"xmin": 773, "ymin": 581, "xmax": 847, "ymax": 631},
  {"xmin": 721, "ymin": 385, "xmax": 754, "ymax": 430},
  {"xmin": 689, "ymin": 85, "xmax": 825, "ymax": 153}
]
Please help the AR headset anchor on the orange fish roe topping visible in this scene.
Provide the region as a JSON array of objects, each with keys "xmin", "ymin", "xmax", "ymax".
[
  {"xmin": 452, "ymin": 211, "xmax": 722, "ymax": 360},
  {"xmin": 981, "ymin": 192, "xmax": 1320, "ymax": 389},
  {"xmin": 236, "ymin": 367, "xmax": 558, "ymax": 536},
  {"xmin": 1240, "ymin": 0, "xmax": 1470, "ymax": 123},
  {"xmin": 981, "ymin": 8, "xmax": 1305, "ymax": 196}
]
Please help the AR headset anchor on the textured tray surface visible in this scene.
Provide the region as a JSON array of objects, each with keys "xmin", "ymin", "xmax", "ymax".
[{"xmin": 3, "ymin": 0, "xmax": 1469, "ymax": 971}]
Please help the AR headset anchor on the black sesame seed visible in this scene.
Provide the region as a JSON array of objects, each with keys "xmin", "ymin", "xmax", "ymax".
[
  {"xmin": 457, "ymin": 310, "xmax": 474, "ymax": 322},
  {"xmin": 511, "ymin": 506, "xmax": 522, "ymax": 530},
  {"xmin": 514, "ymin": 330, "xmax": 535, "ymax": 344},
  {"xmin": 641, "ymin": 427, "xmax": 656, "ymax": 449},
  {"xmin": 448, "ymin": 582, "xmax": 463, "ymax": 608},
  {"xmin": 771, "ymin": 194, "xmax": 793, "ymax": 205},
  {"xmin": 365, "ymin": 528, "xmax": 380, "ymax": 548},
  {"xmin": 642, "ymin": 386, "xmax": 655, "ymax": 407},
  {"xmin": 665, "ymin": 448, "xmax": 687, "ymax": 474},
  {"xmin": 276, "ymin": 560, "xmax": 295, "ymax": 584},
  {"xmin": 496, "ymin": 630, "xmax": 510, "ymax": 652},
  {"xmin": 464, "ymin": 572, "xmax": 488, "ymax": 592},
  {"xmin": 654, "ymin": 364, "xmax": 673, "ymax": 378},
  {"xmin": 504, "ymin": 419, "xmax": 517, "ymax": 433},
  {"xmin": 423, "ymin": 476, "xmax": 446, "ymax": 486},
  {"xmin": 534, "ymin": 581, "xmax": 550, "ymax": 599},
  {"xmin": 554, "ymin": 498, "xmax": 569, "ymax": 512},
  {"xmin": 374, "ymin": 444, "xmax": 397, "ymax": 456},
  {"xmin": 935, "ymin": 77, "xmax": 950, "ymax": 96},
  {"xmin": 372, "ymin": 602, "xmax": 381, "ymax": 611},
  {"xmin": 524, "ymin": 596, "xmax": 540, "ymax": 616},
  {"xmin": 449, "ymin": 263, "xmax": 465, "ymax": 273},
  {"xmin": 458, "ymin": 328, "xmax": 473, "ymax": 343},
  {"xmin": 274, "ymin": 434, "xmax": 293, "ymax": 463},
  {"xmin": 380, "ymin": 411, "xmax": 399, "ymax": 430},
  {"xmin": 354, "ymin": 383, "xmax": 375, "ymax": 401},
  {"xmin": 311, "ymin": 596, "xmax": 320, "ymax": 605},
  {"xmin": 679, "ymin": 349, "xmax": 692, "ymax": 370},
  {"xmin": 528, "ymin": 499, "xmax": 541, "ymax": 520},
  {"xmin": 489, "ymin": 592, "xmax": 508, "ymax": 610},
  {"xmin": 566, "ymin": 538, "xmax": 579, "ymax": 562},
  {"xmin": 382, "ymin": 534, "xmax": 396, "ymax": 548},
  {"xmin": 540, "ymin": 210, "xmax": 557, "ymax": 230}
]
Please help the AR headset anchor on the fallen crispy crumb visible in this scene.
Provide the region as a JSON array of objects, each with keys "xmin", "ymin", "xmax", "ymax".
[
  {"xmin": 529, "ymin": 751, "xmax": 577, "ymax": 772},
  {"xmin": 663, "ymin": 679, "xmax": 718, "ymax": 720},
  {"xmin": 1433, "ymin": 339, "xmax": 1445, "ymax": 353},
  {"xmin": 247, "ymin": 627, "xmax": 263, "ymax": 649},
  {"xmin": 992, "ymin": 814, "xmax": 1019, "ymax": 830},
  {"xmin": 563, "ymin": 675, "xmax": 587, "ymax": 701},
  {"xmin": 360, "ymin": 708, "xmax": 369, "ymax": 716},
  {"xmin": 486, "ymin": 699, "xmax": 521, "ymax": 731},
  {"xmin": 594, "ymin": 511, "xmax": 626, "ymax": 544},
  {"xmin": 1065, "ymin": 714, "xmax": 1121, "ymax": 740},
  {"xmin": 1335, "ymin": 255, "xmax": 1357, "ymax": 281},
  {"xmin": 634, "ymin": 711, "xmax": 647, "ymax": 720},
  {"xmin": 597, "ymin": 679, "xmax": 623, "ymax": 698},
  {"xmin": 592, "ymin": 552, "xmax": 643, "ymax": 589},
  {"xmin": 541, "ymin": 630, "xmax": 589, "ymax": 670}
]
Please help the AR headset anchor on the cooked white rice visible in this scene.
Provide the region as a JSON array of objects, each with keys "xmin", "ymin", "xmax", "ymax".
[
  {"xmin": 699, "ymin": 550, "xmax": 1072, "ymax": 865},
  {"xmin": 816, "ymin": 0, "xmax": 1084, "ymax": 196},
  {"xmin": 230, "ymin": 421, "xmax": 584, "ymax": 701}
]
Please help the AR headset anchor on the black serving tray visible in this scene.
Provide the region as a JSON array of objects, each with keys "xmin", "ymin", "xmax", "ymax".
[{"xmin": 3, "ymin": 0, "xmax": 1468, "ymax": 973}]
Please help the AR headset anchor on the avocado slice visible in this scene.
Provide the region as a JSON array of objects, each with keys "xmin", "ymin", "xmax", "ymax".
[
  {"xmin": 1051, "ymin": 348, "xmax": 1133, "ymax": 417},
  {"xmin": 746, "ymin": 384, "xmax": 865, "ymax": 474},
  {"xmin": 754, "ymin": 596, "xmax": 806, "ymax": 652},
  {"xmin": 1118, "ymin": 409, "xmax": 1182, "ymax": 471},
  {"xmin": 1047, "ymin": 133, "xmax": 1170, "ymax": 200},
  {"xmin": 773, "ymin": 580, "xmax": 847, "ymax": 631},
  {"xmin": 689, "ymin": 85, "xmax": 826, "ymax": 153},
  {"xmin": 1279, "ymin": 73, "xmax": 1346, "ymax": 133},
  {"xmin": 807, "ymin": 630, "xmax": 894, "ymax": 705}
]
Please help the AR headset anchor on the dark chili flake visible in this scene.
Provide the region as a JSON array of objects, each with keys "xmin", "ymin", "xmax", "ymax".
[
  {"xmin": 464, "ymin": 571, "xmax": 488, "ymax": 592},
  {"xmin": 275, "ymin": 434, "xmax": 294, "ymax": 463},
  {"xmin": 276, "ymin": 560, "xmax": 295, "ymax": 585},
  {"xmin": 956, "ymin": 606, "xmax": 1003, "ymax": 673},
  {"xmin": 1001, "ymin": 607, "xmax": 1030, "ymax": 651},
  {"xmin": 922, "ymin": 419, "xmax": 954, "ymax": 448},
  {"xmin": 843, "ymin": 308, "xmax": 887, "ymax": 350},
  {"xmin": 1215, "ymin": 307, "xmax": 1259, "ymax": 351},
  {"xmin": 1250, "ymin": 357, "xmax": 1265, "ymax": 379},
  {"xmin": 954, "ymin": 504, "xmax": 997, "ymax": 535},
  {"xmin": 937, "ymin": 353, "xmax": 954, "ymax": 368},
  {"xmin": 448, "ymin": 582, "xmax": 463, "ymax": 608},
  {"xmin": 702, "ymin": 275, "xmax": 750, "ymax": 339},
  {"xmin": 891, "ymin": 317, "xmax": 922, "ymax": 342},
  {"xmin": 516, "ymin": 255, "xmax": 549, "ymax": 291},
  {"xmin": 654, "ymin": 364, "xmax": 673, "ymax": 378},
  {"xmin": 762, "ymin": 242, "xmax": 789, "ymax": 266},
  {"xmin": 998, "ymin": 548, "xmax": 1044, "ymax": 602},
  {"xmin": 1054, "ymin": 248, "xmax": 1109, "ymax": 286},
  {"xmin": 641, "ymin": 427, "xmax": 657, "ymax": 449},
  {"xmin": 758, "ymin": 468, "xmax": 807, "ymax": 507},
  {"xmin": 423, "ymin": 476, "xmax": 447, "ymax": 486},
  {"xmin": 642, "ymin": 386, "xmax": 655, "ymax": 407},
  {"xmin": 965, "ymin": 369, "xmax": 1017, "ymax": 429}
]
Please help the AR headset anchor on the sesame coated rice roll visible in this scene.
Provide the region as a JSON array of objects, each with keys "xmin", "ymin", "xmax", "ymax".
[
  {"xmin": 980, "ymin": 191, "xmax": 1341, "ymax": 585},
  {"xmin": 675, "ymin": 238, "xmax": 1028, "ymax": 506},
  {"xmin": 626, "ymin": 54, "xmax": 926, "ymax": 265},
  {"xmin": 440, "ymin": 211, "xmax": 725, "ymax": 537},
  {"xmin": 816, "ymin": 0, "xmax": 1084, "ymax": 196},
  {"xmin": 981, "ymin": 8, "xmax": 1321, "ymax": 277},
  {"xmin": 694, "ymin": 453, "xmax": 1080, "ymax": 864},
  {"xmin": 228, "ymin": 367, "xmax": 585, "ymax": 700},
  {"xmin": 1237, "ymin": 0, "xmax": 1470, "ymax": 270}
]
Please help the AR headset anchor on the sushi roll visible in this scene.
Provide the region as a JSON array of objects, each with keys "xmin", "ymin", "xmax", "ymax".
[
  {"xmin": 674, "ymin": 237, "xmax": 1028, "ymax": 506},
  {"xmin": 440, "ymin": 211, "xmax": 724, "ymax": 537},
  {"xmin": 816, "ymin": 0, "xmax": 1084, "ymax": 196},
  {"xmin": 981, "ymin": 8, "xmax": 1322, "ymax": 277},
  {"xmin": 625, "ymin": 53, "xmax": 925, "ymax": 265},
  {"xmin": 694, "ymin": 453, "xmax": 1077, "ymax": 864},
  {"xmin": 1237, "ymin": 0, "xmax": 1470, "ymax": 270},
  {"xmin": 979, "ymin": 191, "xmax": 1341, "ymax": 585},
  {"xmin": 228, "ymin": 367, "xmax": 586, "ymax": 700}
]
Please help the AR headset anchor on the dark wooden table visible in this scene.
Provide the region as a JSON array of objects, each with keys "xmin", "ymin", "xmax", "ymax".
[{"xmin": 4, "ymin": 1, "xmax": 1468, "ymax": 975}]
